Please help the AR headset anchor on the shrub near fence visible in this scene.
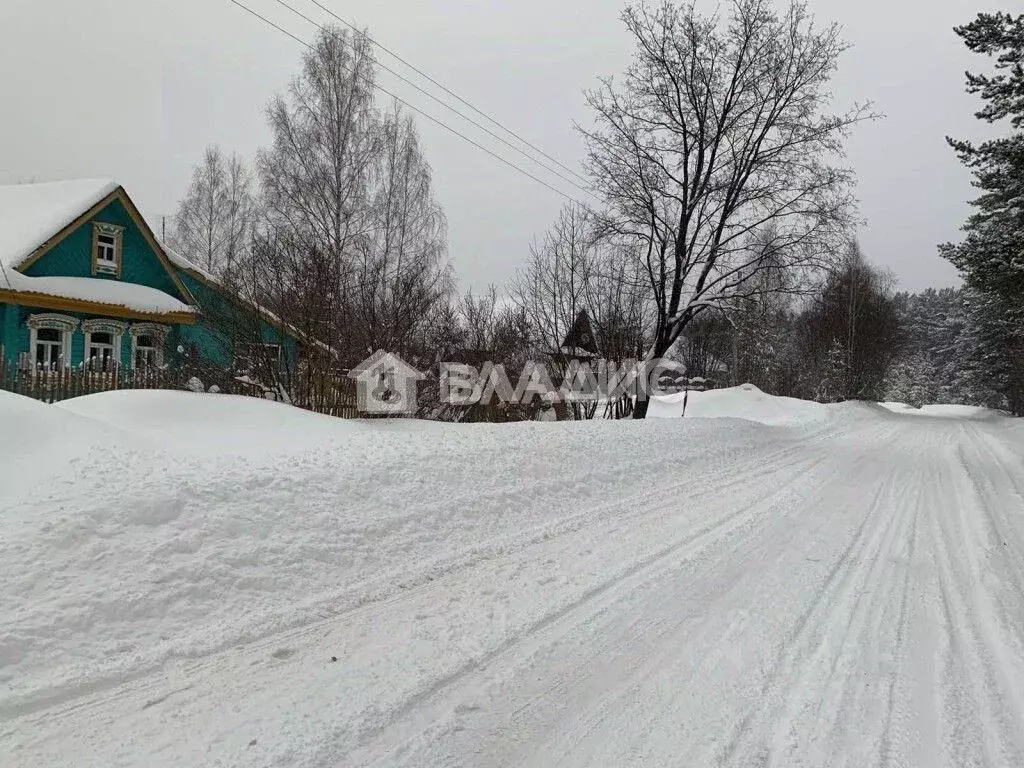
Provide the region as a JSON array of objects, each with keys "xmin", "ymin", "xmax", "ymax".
[{"xmin": 198, "ymin": 368, "xmax": 359, "ymax": 419}]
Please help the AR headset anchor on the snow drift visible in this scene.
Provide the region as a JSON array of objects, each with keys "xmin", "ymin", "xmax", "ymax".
[
  {"xmin": 649, "ymin": 382, "xmax": 827, "ymax": 425},
  {"xmin": 2, "ymin": 387, "xmax": 805, "ymax": 715}
]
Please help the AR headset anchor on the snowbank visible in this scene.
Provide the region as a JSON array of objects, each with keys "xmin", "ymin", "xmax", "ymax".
[
  {"xmin": 58, "ymin": 389, "xmax": 359, "ymax": 457},
  {"xmin": 648, "ymin": 383, "xmax": 828, "ymax": 426},
  {"xmin": 0, "ymin": 390, "xmax": 141, "ymax": 498},
  {"xmin": 4, "ymin": 387, "xmax": 1022, "ymax": 767},
  {"xmin": 652, "ymin": 387, "xmax": 1005, "ymax": 427},
  {"xmin": 3, "ymin": 389, "xmax": 789, "ymax": 715}
]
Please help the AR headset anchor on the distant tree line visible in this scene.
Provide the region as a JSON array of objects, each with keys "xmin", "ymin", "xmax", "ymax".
[{"xmin": 677, "ymin": 261, "xmax": 1020, "ymax": 412}]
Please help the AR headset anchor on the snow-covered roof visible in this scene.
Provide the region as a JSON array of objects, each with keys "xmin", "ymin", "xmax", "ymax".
[
  {"xmin": 0, "ymin": 179, "xmax": 119, "ymax": 270},
  {"xmin": 161, "ymin": 241, "xmax": 218, "ymax": 284},
  {"xmin": 161, "ymin": 241, "xmax": 331, "ymax": 351},
  {"xmin": 559, "ymin": 345, "xmax": 599, "ymax": 358},
  {"xmin": 2, "ymin": 272, "xmax": 194, "ymax": 317}
]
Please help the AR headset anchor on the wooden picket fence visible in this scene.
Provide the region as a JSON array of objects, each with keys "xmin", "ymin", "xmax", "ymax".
[
  {"xmin": 291, "ymin": 375, "xmax": 359, "ymax": 418},
  {"xmin": 0, "ymin": 353, "xmax": 175, "ymax": 404},
  {"xmin": 0, "ymin": 344, "xmax": 359, "ymax": 415},
  {"xmin": 231, "ymin": 371, "xmax": 359, "ymax": 419}
]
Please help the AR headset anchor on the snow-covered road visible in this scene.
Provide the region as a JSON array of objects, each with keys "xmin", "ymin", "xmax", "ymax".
[
  {"xmin": 3, "ymin": 391, "xmax": 1023, "ymax": 767},
  {"xmin": 344, "ymin": 412, "xmax": 1024, "ymax": 768}
]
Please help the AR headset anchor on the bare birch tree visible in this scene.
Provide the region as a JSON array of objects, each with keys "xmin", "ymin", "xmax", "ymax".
[
  {"xmin": 513, "ymin": 204, "xmax": 653, "ymax": 362},
  {"xmin": 582, "ymin": 0, "xmax": 872, "ymax": 417},
  {"xmin": 169, "ymin": 26, "xmax": 451, "ymax": 414},
  {"xmin": 512, "ymin": 204, "xmax": 596, "ymax": 361},
  {"xmin": 172, "ymin": 145, "xmax": 256, "ymax": 279},
  {"xmin": 513, "ymin": 204, "xmax": 654, "ymax": 419},
  {"xmin": 352, "ymin": 104, "xmax": 452, "ymax": 357},
  {"xmin": 257, "ymin": 26, "xmax": 380, "ymax": 364},
  {"xmin": 257, "ymin": 28, "xmax": 450, "ymax": 365}
]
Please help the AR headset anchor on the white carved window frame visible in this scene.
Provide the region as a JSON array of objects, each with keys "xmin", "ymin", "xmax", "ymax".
[
  {"xmin": 27, "ymin": 313, "xmax": 78, "ymax": 369},
  {"xmin": 82, "ymin": 318, "xmax": 127, "ymax": 368},
  {"xmin": 129, "ymin": 323, "xmax": 168, "ymax": 369},
  {"xmin": 92, "ymin": 222, "xmax": 124, "ymax": 277}
]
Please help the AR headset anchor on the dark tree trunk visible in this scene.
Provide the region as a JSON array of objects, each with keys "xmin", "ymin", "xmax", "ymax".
[{"xmin": 632, "ymin": 397, "xmax": 650, "ymax": 419}]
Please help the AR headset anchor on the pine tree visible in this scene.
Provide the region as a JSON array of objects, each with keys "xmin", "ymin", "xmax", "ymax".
[
  {"xmin": 818, "ymin": 340, "xmax": 849, "ymax": 404},
  {"xmin": 883, "ymin": 352, "xmax": 935, "ymax": 408},
  {"xmin": 941, "ymin": 13, "xmax": 1024, "ymax": 413}
]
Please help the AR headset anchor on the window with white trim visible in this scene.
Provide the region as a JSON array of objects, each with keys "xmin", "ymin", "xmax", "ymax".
[
  {"xmin": 129, "ymin": 323, "xmax": 167, "ymax": 370},
  {"xmin": 26, "ymin": 313, "xmax": 77, "ymax": 371},
  {"xmin": 82, "ymin": 320, "xmax": 125, "ymax": 371},
  {"xmin": 86, "ymin": 332, "xmax": 115, "ymax": 369},
  {"xmin": 92, "ymin": 222, "xmax": 123, "ymax": 276},
  {"xmin": 34, "ymin": 327, "xmax": 64, "ymax": 369},
  {"xmin": 96, "ymin": 234, "xmax": 116, "ymax": 265},
  {"xmin": 135, "ymin": 335, "xmax": 157, "ymax": 368}
]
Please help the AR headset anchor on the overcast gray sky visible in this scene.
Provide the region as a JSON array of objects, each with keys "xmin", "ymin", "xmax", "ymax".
[{"xmin": 0, "ymin": 0, "xmax": 994, "ymax": 293}]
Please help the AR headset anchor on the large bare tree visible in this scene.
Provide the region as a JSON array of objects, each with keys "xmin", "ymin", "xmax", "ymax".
[{"xmin": 582, "ymin": 0, "xmax": 872, "ymax": 417}]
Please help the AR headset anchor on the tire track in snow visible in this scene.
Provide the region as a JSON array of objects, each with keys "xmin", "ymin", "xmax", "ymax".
[
  {"xmin": 342, "ymin": 422, "xmax": 902, "ymax": 766},
  {"xmin": 342, "ymin": 452, "xmax": 842, "ymax": 766},
  {"xmin": 11, "ymin": 413, "xmax": 1024, "ymax": 768},
  {"xmin": 928, "ymin": 423, "xmax": 1024, "ymax": 767},
  {"xmin": 718, "ymin": 421, "xmax": 914, "ymax": 766},
  {"xmin": 522, "ymin": 447, "xmax": 902, "ymax": 768},
  {"xmin": 2, "ymin": 419, "xmax": 844, "ymax": 768}
]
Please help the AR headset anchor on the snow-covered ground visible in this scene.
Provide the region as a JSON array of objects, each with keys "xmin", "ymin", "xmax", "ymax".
[{"xmin": 2, "ymin": 386, "xmax": 1023, "ymax": 767}]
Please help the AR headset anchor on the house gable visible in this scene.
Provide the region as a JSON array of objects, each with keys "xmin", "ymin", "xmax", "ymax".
[{"xmin": 17, "ymin": 190, "xmax": 194, "ymax": 307}]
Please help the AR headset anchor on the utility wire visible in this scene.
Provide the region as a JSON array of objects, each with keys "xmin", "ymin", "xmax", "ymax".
[
  {"xmin": 271, "ymin": 0, "xmax": 594, "ymax": 198},
  {"xmin": 304, "ymin": 0, "xmax": 590, "ymax": 185},
  {"xmin": 226, "ymin": 0, "xmax": 591, "ymax": 207}
]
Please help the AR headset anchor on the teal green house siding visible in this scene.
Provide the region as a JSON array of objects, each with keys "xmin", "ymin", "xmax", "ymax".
[
  {"xmin": 0, "ymin": 303, "xmax": 15, "ymax": 363},
  {"xmin": 172, "ymin": 270, "xmax": 299, "ymax": 370},
  {"xmin": 0, "ymin": 190, "xmax": 191, "ymax": 369},
  {"xmin": 0, "ymin": 183, "xmax": 300, "ymax": 376},
  {"xmin": 2, "ymin": 303, "xmax": 139, "ymax": 368}
]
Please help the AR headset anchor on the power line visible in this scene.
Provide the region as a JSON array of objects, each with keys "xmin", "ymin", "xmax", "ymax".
[
  {"xmin": 271, "ymin": 0, "xmax": 594, "ymax": 198},
  {"xmin": 225, "ymin": 0, "xmax": 591, "ymax": 207},
  {"xmin": 303, "ymin": 0, "xmax": 590, "ymax": 185}
]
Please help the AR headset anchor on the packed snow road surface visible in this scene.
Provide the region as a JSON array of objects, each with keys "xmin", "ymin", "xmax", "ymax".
[{"xmin": 2, "ymin": 388, "xmax": 1023, "ymax": 767}]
